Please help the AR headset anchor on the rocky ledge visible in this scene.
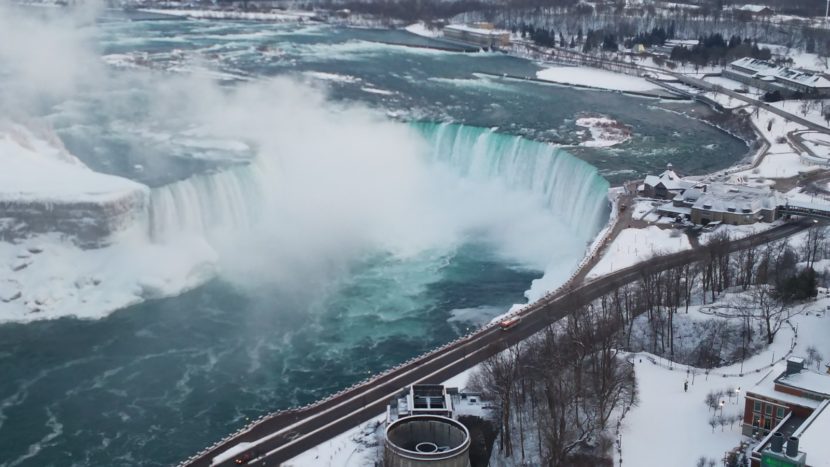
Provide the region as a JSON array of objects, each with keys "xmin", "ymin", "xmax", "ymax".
[{"xmin": 0, "ymin": 124, "xmax": 149, "ymax": 248}]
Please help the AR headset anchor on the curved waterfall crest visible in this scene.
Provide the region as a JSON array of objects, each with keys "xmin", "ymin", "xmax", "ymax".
[
  {"xmin": 146, "ymin": 122, "xmax": 610, "ymax": 244},
  {"xmin": 148, "ymin": 162, "xmax": 265, "ymax": 241},
  {"xmin": 412, "ymin": 121, "xmax": 611, "ymax": 240}
]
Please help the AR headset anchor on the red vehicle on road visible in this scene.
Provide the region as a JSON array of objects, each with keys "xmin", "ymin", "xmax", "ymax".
[{"xmin": 499, "ymin": 316, "xmax": 521, "ymax": 330}]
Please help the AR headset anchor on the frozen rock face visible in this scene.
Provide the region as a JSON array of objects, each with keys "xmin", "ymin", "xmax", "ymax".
[
  {"xmin": 0, "ymin": 189, "xmax": 148, "ymax": 248},
  {"xmin": 0, "ymin": 124, "xmax": 149, "ymax": 248}
]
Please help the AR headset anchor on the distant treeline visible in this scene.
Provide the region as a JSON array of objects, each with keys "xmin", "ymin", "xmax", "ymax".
[
  {"xmin": 623, "ymin": 25, "xmax": 675, "ymax": 48},
  {"xmin": 670, "ymin": 34, "xmax": 772, "ymax": 66},
  {"xmin": 517, "ymin": 23, "xmax": 624, "ymax": 52}
]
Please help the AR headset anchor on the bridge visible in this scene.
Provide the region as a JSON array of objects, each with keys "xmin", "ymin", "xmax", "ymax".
[
  {"xmin": 180, "ymin": 219, "xmax": 815, "ymax": 467},
  {"xmin": 779, "ymin": 200, "xmax": 830, "ymax": 221}
]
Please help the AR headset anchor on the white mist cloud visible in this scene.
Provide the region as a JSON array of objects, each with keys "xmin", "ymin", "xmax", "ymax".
[
  {"xmin": 0, "ymin": 4, "xmax": 103, "ymax": 109},
  {"xmin": 0, "ymin": 7, "xmax": 584, "ymax": 298}
]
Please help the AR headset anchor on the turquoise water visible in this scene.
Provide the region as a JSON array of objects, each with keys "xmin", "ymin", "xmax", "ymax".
[{"xmin": 0, "ymin": 17, "xmax": 747, "ymax": 467}]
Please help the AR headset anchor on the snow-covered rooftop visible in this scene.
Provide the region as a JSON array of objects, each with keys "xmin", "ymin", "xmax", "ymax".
[
  {"xmin": 736, "ymin": 4, "xmax": 772, "ymax": 12},
  {"xmin": 776, "ymin": 369, "xmax": 830, "ymax": 397},
  {"xmin": 643, "ymin": 166, "xmax": 697, "ymax": 191},
  {"xmin": 690, "ymin": 183, "xmax": 778, "ymax": 214},
  {"xmin": 747, "ymin": 364, "xmax": 823, "ymax": 410},
  {"xmin": 730, "ymin": 57, "xmax": 830, "ymax": 89},
  {"xmin": 793, "ymin": 400, "xmax": 830, "ymax": 466}
]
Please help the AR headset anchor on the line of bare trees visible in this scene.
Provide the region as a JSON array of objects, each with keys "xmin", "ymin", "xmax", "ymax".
[
  {"xmin": 470, "ymin": 298, "xmax": 637, "ymax": 466},
  {"xmin": 472, "ymin": 225, "xmax": 827, "ymax": 465}
]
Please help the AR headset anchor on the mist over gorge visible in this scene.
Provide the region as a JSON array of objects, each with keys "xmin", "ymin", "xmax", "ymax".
[{"xmin": 0, "ymin": 7, "xmax": 752, "ymax": 466}]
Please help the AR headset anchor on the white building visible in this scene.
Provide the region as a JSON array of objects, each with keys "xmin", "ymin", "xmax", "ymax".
[{"xmin": 724, "ymin": 58, "xmax": 830, "ymax": 97}]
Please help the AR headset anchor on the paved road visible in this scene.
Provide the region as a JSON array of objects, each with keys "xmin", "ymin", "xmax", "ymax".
[
  {"xmin": 180, "ymin": 219, "xmax": 813, "ymax": 467},
  {"xmin": 671, "ymin": 74, "xmax": 830, "ymax": 134}
]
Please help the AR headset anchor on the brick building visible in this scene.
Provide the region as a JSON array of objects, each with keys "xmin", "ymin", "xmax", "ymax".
[{"xmin": 742, "ymin": 357, "xmax": 830, "ymax": 467}]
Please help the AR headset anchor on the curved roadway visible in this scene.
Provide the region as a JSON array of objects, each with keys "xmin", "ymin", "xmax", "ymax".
[{"xmin": 182, "ymin": 219, "xmax": 813, "ymax": 467}]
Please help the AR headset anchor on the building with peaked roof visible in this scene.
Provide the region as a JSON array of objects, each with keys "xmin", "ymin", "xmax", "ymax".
[
  {"xmin": 643, "ymin": 167, "xmax": 781, "ymax": 225},
  {"xmin": 724, "ymin": 58, "xmax": 830, "ymax": 97},
  {"xmin": 682, "ymin": 183, "xmax": 779, "ymax": 225},
  {"xmin": 743, "ymin": 357, "xmax": 830, "ymax": 467},
  {"xmin": 640, "ymin": 163, "xmax": 699, "ymax": 199}
]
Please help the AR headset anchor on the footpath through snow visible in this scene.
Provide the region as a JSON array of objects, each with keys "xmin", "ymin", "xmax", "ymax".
[{"xmin": 619, "ymin": 291, "xmax": 830, "ymax": 466}]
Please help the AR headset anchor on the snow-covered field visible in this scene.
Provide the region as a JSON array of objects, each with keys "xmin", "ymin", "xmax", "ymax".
[
  {"xmin": 587, "ymin": 226, "xmax": 691, "ymax": 279},
  {"xmin": 703, "ymin": 75, "xmax": 748, "ymax": 91},
  {"xmin": 0, "ymin": 230, "xmax": 217, "ymax": 324},
  {"xmin": 769, "ymin": 99, "xmax": 830, "ymax": 131},
  {"xmin": 535, "ymin": 66, "xmax": 661, "ymax": 92},
  {"xmin": 283, "ymin": 413, "xmax": 385, "ymax": 467},
  {"xmin": 800, "ymin": 131, "xmax": 830, "ymax": 160},
  {"xmin": 699, "ymin": 222, "xmax": 772, "ymax": 245},
  {"xmin": 0, "ymin": 125, "xmax": 146, "ymax": 204},
  {"xmin": 734, "ymin": 105, "xmax": 820, "ymax": 180},
  {"xmin": 619, "ymin": 293, "xmax": 830, "ymax": 467}
]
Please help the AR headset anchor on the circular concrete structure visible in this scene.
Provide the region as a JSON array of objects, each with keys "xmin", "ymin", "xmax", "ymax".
[{"xmin": 384, "ymin": 415, "xmax": 470, "ymax": 467}]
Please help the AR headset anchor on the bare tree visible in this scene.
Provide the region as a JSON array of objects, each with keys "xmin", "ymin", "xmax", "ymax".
[
  {"xmin": 801, "ymin": 227, "xmax": 826, "ymax": 270},
  {"xmin": 806, "ymin": 345, "xmax": 824, "ymax": 371},
  {"xmin": 735, "ymin": 285, "xmax": 792, "ymax": 344}
]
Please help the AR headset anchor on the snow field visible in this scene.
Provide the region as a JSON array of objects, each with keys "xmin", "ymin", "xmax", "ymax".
[
  {"xmin": 535, "ymin": 66, "xmax": 662, "ymax": 92},
  {"xmin": 587, "ymin": 226, "xmax": 691, "ymax": 279},
  {"xmin": 0, "ymin": 231, "xmax": 217, "ymax": 323},
  {"xmin": 619, "ymin": 293, "xmax": 830, "ymax": 466}
]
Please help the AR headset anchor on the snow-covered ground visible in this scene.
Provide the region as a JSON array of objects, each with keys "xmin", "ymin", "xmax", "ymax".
[
  {"xmin": 535, "ymin": 66, "xmax": 661, "ymax": 92},
  {"xmin": 619, "ymin": 293, "xmax": 830, "ymax": 467},
  {"xmin": 734, "ymin": 105, "xmax": 820, "ymax": 180},
  {"xmin": 700, "ymin": 91, "xmax": 747, "ymax": 110},
  {"xmin": 0, "ymin": 124, "xmax": 218, "ymax": 323},
  {"xmin": 284, "ymin": 368, "xmax": 484, "ymax": 467},
  {"xmin": 769, "ymin": 99, "xmax": 830, "ymax": 131},
  {"xmin": 698, "ymin": 222, "xmax": 772, "ymax": 245},
  {"xmin": 799, "ymin": 131, "xmax": 830, "ymax": 160},
  {"xmin": 0, "ymin": 125, "xmax": 146, "ymax": 204},
  {"xmin": 766, "ymin": 44, "xmax": 830, "ymax": 72},
  {"xmin": 630, "ymin": 199, "xmax": 662, "ymax": 222},
  {"xmin": 0, "ymin": 231, "xmax": 217, "ymax": 324},
  {"xmin": 575, "ymin": 115, "xmax": 632, "ymax": 147},
  {"xmin": 703, "ymin": 75, "xmax": 749, "ymax": 92},
  {"xmin": 587, "ymin": 226, "xmax": 691, "ymax": 279}
]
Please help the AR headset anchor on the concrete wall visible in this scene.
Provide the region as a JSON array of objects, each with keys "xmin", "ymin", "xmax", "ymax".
[{"xmin": 384, "ymin": 416, "xmax": 470, "ymax": 467}]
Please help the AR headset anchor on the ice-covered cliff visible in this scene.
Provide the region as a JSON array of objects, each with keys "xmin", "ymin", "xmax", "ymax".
[
  {"xmin": 0, "ymin": 124, "xmax": 149, "ymax": 247},
  {"xmin": 0, "ymin": 124, "xmax": 217, "ymax": 323}
]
